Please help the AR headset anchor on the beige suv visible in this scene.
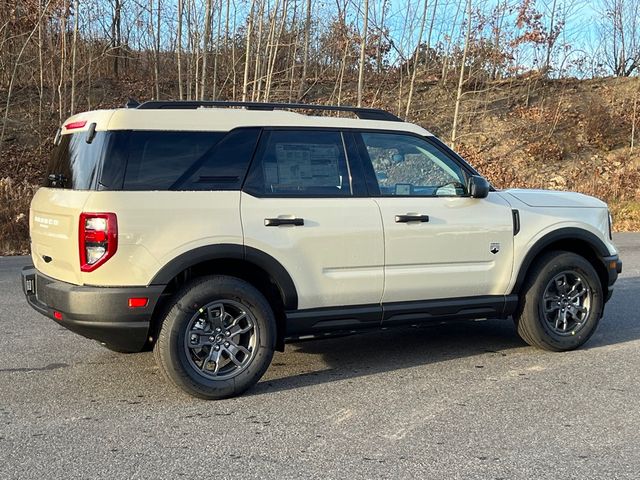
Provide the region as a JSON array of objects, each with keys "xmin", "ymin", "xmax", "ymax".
[{"xmin": 22, "ymin": 101, "xmax": 622, "ymax": 399}]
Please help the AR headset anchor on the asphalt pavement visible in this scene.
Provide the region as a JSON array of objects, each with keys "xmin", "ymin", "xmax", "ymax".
[{"xmin": 1, "ymin": 233, "xmax": 639, "ymax": 479}]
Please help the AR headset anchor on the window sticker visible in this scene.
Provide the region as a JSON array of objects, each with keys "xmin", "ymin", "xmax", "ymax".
[{"xmin": 273, "ymin": 143, "xmax": 341, "ymax": 187}]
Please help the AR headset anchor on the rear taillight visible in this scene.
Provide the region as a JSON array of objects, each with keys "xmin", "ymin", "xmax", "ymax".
[
  {"xmin": 64, "ymin": 120, "xmax": 87, "ymax": 130},
  {"xmin": 79, "ymin": 213, "xmax": 118, "ymax": 272}
]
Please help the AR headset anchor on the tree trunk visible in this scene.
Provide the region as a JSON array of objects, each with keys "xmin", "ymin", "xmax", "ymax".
[
  {"xmin": 357, "ymin": 0, "xmax": 369, "ymax": 107},
  {"xmin": 112, "ymin": 0, "xmax": 121, "ymax": 78},
  {"xmin": 287, "ymin": 0, "xmax": 299, "ymax": 103},
  {"xmin": 38, "ymin": 0, "xmax": 45, "ymax": 133},
  {"xmin": 58, "ymin": 0, "xmax": 68, "ymax": 121},
  {"xmin": 201, "ymin": 0, "xmax": 213, "ymax": 99},
  {"xmin": 405, "ymin": 0, "xmax": 429, "ymax": 119},
  {"xmin": 154, "ymin": 0, "xmax": 161, "ymax": 99},
  {"xmin": 298, "ymin": 0, "xmax": 311, "ymax": 99},
  {"xmin": 212, "ymin": 0, "xmax": 222, "ymax": 99},
  {"xmin": 177, "ymin": 0, "xmax": 184, "ymax": 99},
  {"xmin": 70, "ymin": 0, "xmax": 79, "ymax": 114},
  {"xmin": 376, "ymin": 0, "xmax": 387, "ymax": 73},
  {"xmin": 251, "ymin": 0, "xmax": 265, "ymax": 102},
  {"xmin": 265, "ymin": 0, "xmax": 286, "ymax": 101},
  {"xmin": 423, "ymin": 0, "xmax": 438, "ymax": 73},
  {"xmin": 441, "ymin": 0, "xmax": 462, "ymax": 83},
  {"xmin": 242, "ymin": 0, "xmax": 256, "ymax": 102},
  {"xmin": 544, "ymin": 0, "xmax": 557, "ymax": 74},
  {"xmin": 451, "ymin": 0, "xmax": 472, "ymax": 149}
]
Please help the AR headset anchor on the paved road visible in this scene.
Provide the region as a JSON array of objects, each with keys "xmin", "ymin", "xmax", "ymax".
[{"xmin": 0, "ymin": 234, "xmax": 638, "ymax": 479}]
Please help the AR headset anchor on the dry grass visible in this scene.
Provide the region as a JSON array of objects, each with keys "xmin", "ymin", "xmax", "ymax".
[
  {"xmin": 0, "ymin": 177, "xmax": 37, "ymax": 255},
  {"xmin": 464, "ymin": 144, "xmax": 640, "ymax": 230}
]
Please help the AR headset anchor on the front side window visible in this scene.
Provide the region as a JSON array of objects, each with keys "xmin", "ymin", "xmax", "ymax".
[
  {"xmin": 244, "ymin": 130, "xmax": 352, "ymax": 196},
  {"xmin": 361, "ymin": 132, "xmax": 467, "ymax": 197}
]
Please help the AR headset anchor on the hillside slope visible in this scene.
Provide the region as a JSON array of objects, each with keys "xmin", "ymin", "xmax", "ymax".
[{"xmin": 1, "ymin": 76, "xmax": 638, "ymax": 254}]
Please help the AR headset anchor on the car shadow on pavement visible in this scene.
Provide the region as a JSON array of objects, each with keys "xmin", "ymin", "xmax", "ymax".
[
  {"xmin": 585, "ymin": 276, "xmax": 640, "ymax": 349},
  {"xmin": 251, "ymin": 318, "xmax": 526, "ymax": 395},
  {"xmin": 251, "ymin": 275, "xmax": 640, "ymax": 396}
]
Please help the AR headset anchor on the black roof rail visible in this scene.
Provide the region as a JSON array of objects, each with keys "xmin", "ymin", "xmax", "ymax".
[
  {"xmin": 135, "ymin": 100, "xmax": 402, "ymax": 122},
  {"xmin": 125, "ymin": 98, "xmax": 140, "ymax": 108}
]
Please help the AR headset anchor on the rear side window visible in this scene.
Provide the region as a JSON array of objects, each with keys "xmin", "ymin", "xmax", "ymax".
[
  {"xmin": 46, "ymin": 132, "xmax": 108, "ymax": 189},
  {"xmin": 244, "ymin": 130, "xmax": 352, "ymax": 196},
  {"xmin": 116, "ymin": 128, "xmax": 260, "ymax": 191}
]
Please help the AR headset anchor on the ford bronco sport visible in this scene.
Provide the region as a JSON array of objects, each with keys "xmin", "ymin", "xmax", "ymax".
[{"xmin": 22, "ymin": 101, "xmax": 622, "ymax": 399}]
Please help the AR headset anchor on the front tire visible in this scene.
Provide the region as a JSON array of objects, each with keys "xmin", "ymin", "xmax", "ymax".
[
  {"xmin": 514, "ymin": 251, "xmax": 603, "ymax": 352},
  {"xmin": 154, "ymin": 275, "xmax": 276, "ymax": 399}
]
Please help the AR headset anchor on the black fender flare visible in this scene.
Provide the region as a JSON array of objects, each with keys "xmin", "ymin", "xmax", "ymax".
[
  {"xmin": 150, "ymin": 244, "xmax": 298, "ymax": 310},
  {"xmin": 511, "ymin": 227, "xmax": 609, "ymax": 294}
]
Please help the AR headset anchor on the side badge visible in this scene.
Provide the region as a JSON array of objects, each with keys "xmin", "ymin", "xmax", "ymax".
[{"xmin": 490, "ymin": 242, "xmax": 500, "ymax": 254}]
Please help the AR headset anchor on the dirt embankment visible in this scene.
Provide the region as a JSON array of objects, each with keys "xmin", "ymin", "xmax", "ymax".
[{"xmin": 1, "ymin": 76, "xmax": 639, "ymax": 254}]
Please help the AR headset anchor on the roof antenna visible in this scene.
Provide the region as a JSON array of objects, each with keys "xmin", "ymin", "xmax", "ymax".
[{"xmin": 125, "ymin": 98, "xmax": 140, "ymax": 109}]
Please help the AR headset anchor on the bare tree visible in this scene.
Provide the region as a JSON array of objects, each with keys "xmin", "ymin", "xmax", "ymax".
[
  {"xmin": 298, "ymin": 0, "xmax": 311, "ymax": 99},
  {"xmin": 599, "ymin": 0, "xmax": 640, "ymax": 76},
  {"xmin": 357, "ymin": 0, "xmax": 369, "ymax": 107},
  {"xmin": 201, "ymin": 0, "xmax": 213, "ymax": 99},
  {"xmin": 112, "ymin": 0, "xmax": 122, "ymax": 78},
  {"xmin": 251, "ymin": 0, "xmax": 266, "ymax": 101},
  {"xmin": 1, "ymin": 0, "xmax": 53, "ymax": 153},
  {"xmin": 177, "ymin": 0, "xmax": 184, "ymax": 99},
  {"xmin": 451, "ymin": 0, "xmax": 472, "ymax": 149},
  {"xmin": 212, "ymin": 0, "xmax": 223, "ymax": 99},
  {"xmin": 70, "ymin": 0, "xmax": 80, "ymax": 114},
  {"xmin": 405, "ymin": 0, "xmax": 429, "ymax": 119},
  {"xmin": 58, "ymin": 0, "xmax": 68, "ymax": 120},
  {"xmin": 242, "ymin": 0, "xmax": 257, "ymax": 102}
]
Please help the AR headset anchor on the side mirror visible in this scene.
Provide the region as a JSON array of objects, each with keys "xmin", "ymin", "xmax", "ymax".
[{"xmin": 467, "ymin": 175, "xmax": 490, "ymax": 198}]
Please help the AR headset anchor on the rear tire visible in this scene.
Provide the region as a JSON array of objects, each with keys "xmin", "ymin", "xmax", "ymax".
[
  {"xmin": 154, "ymin": 275, "xmax": 276, "ymax": 399},
  {"xmin": 514, "ymin": 251, "xmax": 603, "ymax": 352}
]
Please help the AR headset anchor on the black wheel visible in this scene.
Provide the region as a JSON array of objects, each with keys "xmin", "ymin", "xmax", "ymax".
[
  {"xmin": 514, "ymin": 251, "xmax": 604, "ymax": 352},
  {"xmin": 154, "ymin": 275, "xmax": 276, "ymax": 399}
]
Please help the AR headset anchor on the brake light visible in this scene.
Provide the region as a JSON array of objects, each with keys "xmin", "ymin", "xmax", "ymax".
[
  {"xmin": 64, "ymin": 120, "xmax": 87, "ymax": 130},
  {"xmin": 79, "ymin": 213, "xmax": 117, "ymax": 272}
]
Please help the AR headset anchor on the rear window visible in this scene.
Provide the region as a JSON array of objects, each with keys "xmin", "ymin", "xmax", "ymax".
[
  {"xmin": 45, "ymin": 132, "xmax": 108, "ymax": 189},
  {"xmin": 47, "ymin": 127, "xmax": 261, "ymax": 191},
  {"xmin": 116, "ymin": 128, "xmax": 260, "ymax": 191}
]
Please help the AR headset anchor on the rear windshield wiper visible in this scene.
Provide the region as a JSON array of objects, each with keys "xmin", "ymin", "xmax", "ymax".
[{"xmin": 47, "ymin": 173, "xmax": 67, "ymax": 188}]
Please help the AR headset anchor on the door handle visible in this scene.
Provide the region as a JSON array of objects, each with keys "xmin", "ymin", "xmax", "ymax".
[
  {"xmin": 264, "ymin": 217, "xmax": 304, "ymax": 226},
  {"xmin": 395, "ymin": 214, "xmax": 429, "ymax": 223}
]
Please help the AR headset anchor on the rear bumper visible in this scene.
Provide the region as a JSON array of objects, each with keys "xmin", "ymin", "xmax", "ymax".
[
  {"xmin": 602, "ymin": 254, "xmax": 622, "ymax": 302},
  {"xmin": 21, "ymin": 266, "xmax": 164, "ymax": 352}
]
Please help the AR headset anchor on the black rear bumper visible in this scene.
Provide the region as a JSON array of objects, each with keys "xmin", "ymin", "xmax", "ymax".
[{"xmin": 21, "ymin": 266, "xmax": 164, "ymax": 352}]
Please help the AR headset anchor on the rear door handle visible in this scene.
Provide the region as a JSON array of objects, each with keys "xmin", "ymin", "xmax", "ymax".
[
  {"xmin": 395, "ymin": 214, "xmax": 429, "ymax": 223},
  {"xmin": 264, "ymin": 217, "xmax": 304, "ymax": 227}
]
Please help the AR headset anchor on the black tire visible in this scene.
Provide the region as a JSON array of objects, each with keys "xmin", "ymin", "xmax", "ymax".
[
  {"xmin": 514, "ymin": 251, "xmax": 603, "ymax": 352},
  {"xmin": 154, "ymin": 275, "xmax": 276, "ymax": 399}
]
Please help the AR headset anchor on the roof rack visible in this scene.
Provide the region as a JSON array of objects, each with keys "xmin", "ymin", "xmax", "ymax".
[{"xmin": 135, "ymin": 100, "xmax": 402, "ymax": 122}]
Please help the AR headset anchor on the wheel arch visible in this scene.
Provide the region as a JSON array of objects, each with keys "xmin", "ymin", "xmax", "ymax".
[
  {"xmin": 148, "ymin": 244, "xmax": 297, "ymax": 351},
  {"xmin": 511, "ymin": 227, "xmax": 609, "ymax": 296}
]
